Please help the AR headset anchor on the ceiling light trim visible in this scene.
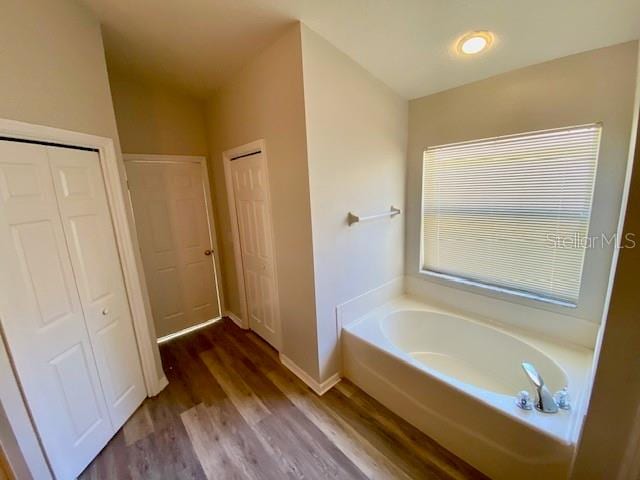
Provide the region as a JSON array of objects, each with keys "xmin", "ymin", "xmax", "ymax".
[{"xmin": 456, "ymin": 30, "xmax": 494, "ymax": 56}]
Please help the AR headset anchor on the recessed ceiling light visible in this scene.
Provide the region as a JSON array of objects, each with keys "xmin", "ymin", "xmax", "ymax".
[{"xmin": 457, "ymin": 31, "xmax": 493, "ymax": 55}]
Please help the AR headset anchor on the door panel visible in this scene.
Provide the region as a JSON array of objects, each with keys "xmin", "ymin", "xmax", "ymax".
[
  {"xmin": 0, "ymin": 141, "xmax": 113, "ymax": 480},
  {"xmin": 12, "ymin": 220, "xmax": 74, "ymax": 326},
  {"xmin": 48, "ymin": 147, "xmax": 146, "ymax": 430},
  {"xmin": 49, "ymin": 343, "xmax": 104, "ymax": 439},
  {"xmin": 67, "ymin": 214, "xmax": 112, "ymax": 301},
  {"xmin": 229, "ymin": 153, "xmax": 280, "ymax": 348},
  {"xmin": 126, "ymin": 161, "xmax": 221, "ymax": 338}
]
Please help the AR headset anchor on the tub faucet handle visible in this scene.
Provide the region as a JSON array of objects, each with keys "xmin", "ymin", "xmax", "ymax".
[
  {"xmin": 554, "ymin": 387, "xmax": 571, "ymax": 410},
  {"xmin": 515, "ymin": 390, "xmax": 533, "ymax": 410},
  {"xmin": 521, "ymin": 362, "xmax": 558, "ymax": 414}
]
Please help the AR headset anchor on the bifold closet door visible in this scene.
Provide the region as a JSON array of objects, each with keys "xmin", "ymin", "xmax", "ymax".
[
  {"xmin": 0, "ymin": 141, "xmax": 113, "ymax": 479},
  {"xmin": 0, "ymin": 140, "xmax": 145, "ymax": 479},
  {"xmin": 48, "ymin": 147, "xmax": 145, "ymax": 429}
]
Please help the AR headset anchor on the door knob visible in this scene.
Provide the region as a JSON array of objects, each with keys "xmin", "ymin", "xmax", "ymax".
[
  {"xmin": 101, "ymin": 308, "xmax": 109, "ymax": 316},
  {"xmin": 204, "ymin": 249, "xmax": 212, "ymax": 256}
]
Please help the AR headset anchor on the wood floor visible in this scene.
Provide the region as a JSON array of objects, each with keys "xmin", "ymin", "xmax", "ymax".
[{"xmin": 80, "ymin": 318, "xmax": 487, "ymax": 480}]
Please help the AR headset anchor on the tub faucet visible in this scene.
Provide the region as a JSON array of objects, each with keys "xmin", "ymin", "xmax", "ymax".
[{"xmin": 521, "ymin": 362, "xmax": 558, "ymax": 413}]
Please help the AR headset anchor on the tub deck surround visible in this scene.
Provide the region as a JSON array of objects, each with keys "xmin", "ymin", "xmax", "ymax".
[
  {"xmin": 80, "ymin": 318, "xmax": 486, "ymax": 479},
  {"xmin": 341, "ymin": 296, "xmax": 594, "ymax": 480}
]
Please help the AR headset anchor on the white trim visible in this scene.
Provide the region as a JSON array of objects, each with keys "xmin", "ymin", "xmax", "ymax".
[
  {"xmin": 123, "ymin": 153, "xmax": 226, "ymax": 321},
  {"xmin": 199, "ymin": 157, "xmax": 226, "ymax": 314},
  {"xmin": 157, "ymin": 317, "xmax": 223, "ymax": 344},
  {"xmin": 224, "ymin": 311, "xmax": 248, "ymax": 330},
  {"xmin": 222, "ymin": 140, "xmax": 283, "ymax": 350},
  {"xmin": 0, "ymin": 119, "xmax": 166, "ymax": 479},
  {"xmin": 279, "ymin": 353, "xmax": 341, "ymax": 396},
  {"xmin": 156, "ymin": 375, "xmax": 169, "ymax": 392}
]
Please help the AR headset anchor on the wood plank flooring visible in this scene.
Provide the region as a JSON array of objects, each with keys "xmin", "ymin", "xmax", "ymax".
[
  {"xmin": 0, "ymin": 444, "xmax": 12, "ymax": 480},
  {"xmin": 80, "ymin": 318, "xmax": 487, "ymax": 480}
]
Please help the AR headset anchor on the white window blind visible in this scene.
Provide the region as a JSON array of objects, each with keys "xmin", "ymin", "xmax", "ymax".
[{"xmin": 422, "ymin": 124, "xmax": 601, "ymax": 306}]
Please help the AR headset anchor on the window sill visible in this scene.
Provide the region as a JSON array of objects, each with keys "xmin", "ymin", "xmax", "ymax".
[{"xmin": 418, "ymin": 269, "xmax": 577, "ymax": 309}]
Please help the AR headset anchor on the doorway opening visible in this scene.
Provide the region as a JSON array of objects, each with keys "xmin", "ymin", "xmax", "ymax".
[{"xmin": 124, "ymin": 154, "xmax": 223, "ymax": 343}]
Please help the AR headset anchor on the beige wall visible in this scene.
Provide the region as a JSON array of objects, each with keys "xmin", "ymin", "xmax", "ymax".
[
  {"xmin": 206, "ymin": 23, "xmax": 408, "ymax": 382},
  {"xmin": 0, "ymin": 0, "xmax": 119, "ymax": 139},
  {"xmin": 206, "ymin": 24, "xmax": 320, "ymax": 378},
  {"xmin": 108, "ymin": 68, "xmax": 209, "ymax": 155},
  {"xmin": 406, "ymin": 41, "xmax": 639, "ymax": 346},
  {"xmin": 300, "ymin": 26, "xmax": 408, "ymax": 380},
  {"xmin": 0, "ymin": 0, "xmax": 163, "ymax": 475}
]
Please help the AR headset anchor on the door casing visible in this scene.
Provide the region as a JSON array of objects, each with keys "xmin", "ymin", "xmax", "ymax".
[{"xmin": 0, "ymin": 118, "xmax": 167, "ymax": 480}]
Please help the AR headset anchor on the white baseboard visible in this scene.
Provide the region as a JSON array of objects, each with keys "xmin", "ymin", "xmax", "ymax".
[
  {"xmin": 147, "ymin": 374, "xmax": 168, "ymax": 397},
  {"xmin": 154, "ymin": 375, "xmax": 169, "ymax": 396},
  {"xmin": 225, "ymin": 310, "xmax": 248, "ymax": 329},
  {"xmin": 279, "ymin": 353, "xmax": 341, "ymax": 396}
]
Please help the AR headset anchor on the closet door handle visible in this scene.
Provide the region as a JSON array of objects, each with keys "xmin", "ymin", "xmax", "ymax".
[{"xmin": 204, "ymin": 249, "xmax": 212, "ymax": 256}]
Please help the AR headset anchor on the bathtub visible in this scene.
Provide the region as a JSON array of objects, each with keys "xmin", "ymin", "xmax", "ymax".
[{"xmin": 341, "ymin": 296, "xmax": 594, "ymax": 480}]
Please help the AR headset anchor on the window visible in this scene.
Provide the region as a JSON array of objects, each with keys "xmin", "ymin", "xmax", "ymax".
[{"xmin": 421, "ymin": 125, "xmax": 602, "ymax": 306}]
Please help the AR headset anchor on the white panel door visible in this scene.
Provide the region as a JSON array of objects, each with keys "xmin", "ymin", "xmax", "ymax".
[
  {"xmin": 125, "ymin": 161, "xmax": 221, "ymax": 338},
  {"xmin": 229, "ymin": 153, "xmax": 280, "ymax": 348},
  {"xmin": 48, "ymin": 147, "xmax": 146, "ymax": 430},
  {"xmin": 0, "ymin": 141, "xmax": 113, "ymax": 480}
]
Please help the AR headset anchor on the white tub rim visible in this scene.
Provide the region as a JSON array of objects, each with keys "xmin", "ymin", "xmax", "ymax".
[{"xmin": 342, "ymin": 295, "xmax": 594, "ymax": 445}]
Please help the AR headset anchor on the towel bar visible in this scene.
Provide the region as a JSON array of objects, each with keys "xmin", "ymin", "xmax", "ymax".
[{"xmin": 347, "ymin": 206, "xmax": 401, "ymax": 226}]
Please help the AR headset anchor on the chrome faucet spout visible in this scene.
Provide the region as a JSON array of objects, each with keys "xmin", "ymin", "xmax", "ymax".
[{"xmin": 521, "ymin": 362, "xmax": 558, "ymax": 413}]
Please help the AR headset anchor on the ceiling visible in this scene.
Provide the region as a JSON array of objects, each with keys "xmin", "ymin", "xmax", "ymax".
[{"xmin": 81, "ymin": 0, "xmax": 640, "ymax": 100}]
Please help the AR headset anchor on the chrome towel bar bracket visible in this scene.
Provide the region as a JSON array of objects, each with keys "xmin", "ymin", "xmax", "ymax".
[{"xmin": 347, "ymin": 206, "xmax": 401, "ymax": 226}]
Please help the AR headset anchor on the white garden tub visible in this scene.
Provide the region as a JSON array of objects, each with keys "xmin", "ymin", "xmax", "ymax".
[{"xmin": 341, "ymin": 296, "xmax": 594, "ymax": 480}]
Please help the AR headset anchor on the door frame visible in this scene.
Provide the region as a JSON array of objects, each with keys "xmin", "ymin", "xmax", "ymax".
[
  {"xmin": 222, "ymin": 140, "xmax": 282, "ymax": 348},
  {"xmin": 123, "ymin": 154, "xmax": 225, "ymax": 342},
  {"xmin": 0, "ymin": 118, "xmax": 167, "ymax": 479}
]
